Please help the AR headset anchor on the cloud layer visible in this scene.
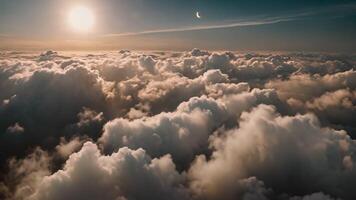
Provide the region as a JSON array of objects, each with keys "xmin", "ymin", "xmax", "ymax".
[{"xmin": 0, "ymin": 50, "xmax": 356, "ymax": 200}]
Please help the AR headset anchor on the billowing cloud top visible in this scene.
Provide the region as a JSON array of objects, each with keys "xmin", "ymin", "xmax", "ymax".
[{"xmin": 0, "ymin": 50, "xmax": 356, "ymax": 200}]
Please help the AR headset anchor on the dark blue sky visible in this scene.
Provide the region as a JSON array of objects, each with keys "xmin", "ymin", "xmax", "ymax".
[{"xmin": 1, "ymin": 0, "xmax": 356, "ymax": 51}]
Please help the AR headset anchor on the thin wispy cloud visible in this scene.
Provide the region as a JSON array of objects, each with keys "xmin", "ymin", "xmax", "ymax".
[
  {"xmin": 102, "ymin": 4, "xmax": 356, "ymax": 37},
  {"xmin": 102, "ymin": 16, "xmax": 296, "ymax": 37}
]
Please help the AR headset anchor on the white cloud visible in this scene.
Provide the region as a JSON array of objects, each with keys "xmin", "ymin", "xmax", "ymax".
[
  {"xmin": 27, "ymin": 142, "xmax": 189, "ymax": 200},
  {"xmin": 188, "ymin": 105, "xmax": 355, "ymax": 200},
  {"xmin": 1, "ymin": 50, "xmax": 356, "ymax": 200}
]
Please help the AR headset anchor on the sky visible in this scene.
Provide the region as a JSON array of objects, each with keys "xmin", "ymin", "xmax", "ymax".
[{"xmin": 0, "ymin": 0, "xmax": 356, "ymax": 51}]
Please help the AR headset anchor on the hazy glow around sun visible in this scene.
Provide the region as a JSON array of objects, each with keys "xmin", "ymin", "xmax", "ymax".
[{"xmin": 68, "ymin": 6, "xmax": 95, "ymax": 33}]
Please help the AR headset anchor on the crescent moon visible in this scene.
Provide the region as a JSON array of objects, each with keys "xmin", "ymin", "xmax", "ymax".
[{"xmin": 196, "ymin": 11, "xmax": 201, "ymax": 19}]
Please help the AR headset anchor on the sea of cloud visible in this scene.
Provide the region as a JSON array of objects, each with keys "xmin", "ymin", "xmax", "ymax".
[{"xmin": 0, "ymin": 49, "xmax": 355, "ymax": 200}]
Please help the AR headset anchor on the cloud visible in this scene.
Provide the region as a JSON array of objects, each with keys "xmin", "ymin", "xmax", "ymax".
[
  {"xmin": 2, "ymin": 148, "xmax": 51, "ymax": 200},
  {"xmin": 102, "ymin": 16, "xmax": 296, "ymax": 37},
  {"xmin": 0, "ymin": 50, "xmax": 356, "ymax": 200},
  {"xmin": 266, "ymin": 69, "xmax": 356, "ymax": 136},
  {"xmin": 99, "ymin": 95, "xmax": 228, "ymax": 167},
  {"xmin": 188, "ymin": 105, "xmax": 356, "ymax": 200},
  {"xmin": 266, "ymin": 70, "xmax": 356, "ymax": 101},
  {"xmin": 6, "ymin": 123, "xmax": 24, "ymax": 134},
  {"xmin": 0, "ymin": 63, "xmax": 109, "ymax": 162},
  {"xmin": 289, "ymin": 192, "xmax": 339, "ymax": 200},
  {"xmin": 25, "ymin": 142, "xmax": 189, "ymax": 200},
  {"xmin": 55, "ymin": 137, "xmax": 87, "ymax": 159},
  {"xmin": 306, "ymin": 89, "xmax": 356, "ymax": 110},
  {"xmin": 99, "ymin": 86, "xmax": 284, "ymax": 167}
]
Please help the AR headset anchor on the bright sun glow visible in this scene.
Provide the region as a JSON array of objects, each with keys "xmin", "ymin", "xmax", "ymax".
[{"xmin": 68, "ymin": 6, "xmax": 95, "ymax": 33}]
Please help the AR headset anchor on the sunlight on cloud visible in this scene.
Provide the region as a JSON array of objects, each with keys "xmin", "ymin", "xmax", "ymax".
[{"xmin": 0, "ymin": 49, "xmax": 355, "ymax": 200}]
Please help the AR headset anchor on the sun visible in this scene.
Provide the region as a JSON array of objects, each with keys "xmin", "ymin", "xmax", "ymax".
[{"xmin": 68, "ymin": 6, "xmax": 95, "ymax": 33}]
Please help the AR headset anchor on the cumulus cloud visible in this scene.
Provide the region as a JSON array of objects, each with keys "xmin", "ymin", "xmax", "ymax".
[
  {"xmin": 289, "ymin": 192, "xmax": 340, "ymax": 200},
  {"xmin": 266, "ymin": 70, "xmax": 356, "ymax": 136},
  {"xmin": 99, "ymin": 87, "xmax": 285, "ymax": 167},
  {"xmin": 0, "ymin": 62, "xmax": 111, "ymax": 162},
  {"xmin": 25, "ymin": 142, "xmax": 189, "ymax": 200},
  {"xmin": 55, "ymin": 137, "xmax": 87, "ymax": 158},
  {"xmin": 6, "ymin": 123, "xmax": 24, "ymax": 134},
  {"xmin": 1, "ymin": 50, "xmax": 356, "ymax": 200},
  {"xmin": 306, "ymin": 89, "xmax": 356, "ymax": 110},
  {"xmin": 2, "ymin": 148, "xmax": 51, "ymax": 200},
  {"xmin": 188, "ymin": 105, "xmax": 356, "ymax": 200},
  {"xmin": 99, "ymin": 96, "xmax": 227, "ymax": 167}
]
